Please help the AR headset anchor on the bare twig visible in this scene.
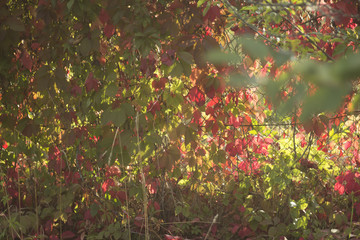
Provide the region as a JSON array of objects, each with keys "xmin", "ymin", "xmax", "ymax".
[
  {"xmin": 118, "ymin": 134, "xmax": 132, "ymax": 240},
  {"xmin": 136, "ymin": 112, "xmax": 150, "ymax": 240},
  {"xmin": 222, "ymin": 0, "xmax": 279, "ymax": 48},
  {"xmin": 282, "ymin": 17, "xmax": 334, "ymax": 61},
  {"xmin": 204, "ymin": 214, "xmax": 219, "ymax": 240}
]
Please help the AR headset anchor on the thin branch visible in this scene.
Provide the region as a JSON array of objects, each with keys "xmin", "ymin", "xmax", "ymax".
[
  {"xmin": 204, "ymin": 214, "xmax": 219, "ymax": 240},
  {"xmin": 221, "ymin": 0, "xmax": 279, "ymax": 48},
  {"xmin": 136, "ymin": 112, "xmax": 150, "ymax": 240},
  {"xmin": 282, "ymin": 17, "xmax": 334, "ymax": 61}
]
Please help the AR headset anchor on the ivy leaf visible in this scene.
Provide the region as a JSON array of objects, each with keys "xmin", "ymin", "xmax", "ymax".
[
  {"xmin": 187, "ymin": 87, "xmax": 205, "ymax": 107},
  {"xmin": 121, "ymin": 102, "xmax": 135, "ymax": 117},
  {"xmin": 178, "ymin": 51, "xmax": 194, "ymax": 65},
  {"xmin": 54, "ymin": 67, "xmax": 67, "ymax": 91},
  {"xmin": 197, "ymin": 0, "xmax": 207, "ymax": 7},
  {"xmin": 21, "ymin": 51, "xmax": 32, "ymax": 71},
  {"xmin": 203, "ymin": 5, "xmax": 220, "ymax": 22},
  {"xmin": 62, "ymin": 231, "xmax": 76, "ymax": 239},
  {"xmin": 105, "ymin": 83, "xmax": 118, "ymax": 98},
  {"xmin": 169, "ymin": 61, "xmax": 183, "ymax": 77},
  {"xmin": 102, "ymin": 108, "xmax": 126, "ymax": 127},
  {"xmin": 79, "ymin": 38, "xmax": 92, "ymax": 56},
  {"xmin": 90, "ymin": 203, "xmax": 99, "ymax": 217},
  {"xmin": 34, "ymin": 65, "xmax": 52, "ymax": 91},
  {"xmin": 104, "ymin": 23, "xmax": 115, "ymax": 38},
  {"xmin": 85, "ymin": 72, "xmax": 99, "ymax": 92},
  {"xmin": 99, "ymin": 8, "xmax": 110, "ymax": 24}
]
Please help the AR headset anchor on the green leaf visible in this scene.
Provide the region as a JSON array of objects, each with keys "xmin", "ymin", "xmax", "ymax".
[
  {"xmin": 54, "ymin": 67, "xmax": 67, "ymax": 91},
  {"xmin": 178, "ymin": 179, "xmax": 189, "ymax": 186},
  {"xmin": 106, "ymin": 70, "xmax": 117, "ymax": 82},
  {"xmin": 293, "ymin": 216, "xmax": 307, "ymax": 229},
  {"xmin": 272, "ymin": 49, "xmax": 293, "ymax": 66},
  {"xmin": 105, "ymin": 83, "xmax": 118, "ymax": 98},
  {"xmin": 178, "ymin": 51, "xmax": 194, "ymax": 65},
  {"xmin": 180, "ymin": 60, "xmax": 191, "ymax": 77},
  {"xmin": 6, "ymin": 17, "xmax": 25, "ymax": 32},
  {"xmin": 112, "ymin": 109, "xmax": 127, "ymax": 127},
  {"xmin": 168, "ymin": 145, "xmax": 181, "ymax": 161},
  {"xmin": 19, "ymin": 213, "xmax": 36, "ymax": 231},
  {"xmin": 121, "ymin": 102, "xmax": 135, "ymax": 117},
  {"xmin": 298, "ymin": 199, "xmax": 308, "ymax": 210},
  {"xmin": 90, "ymin": 203, "xmax": 99, "ymax": 217},
  {"xmin": 169, "ymin": 61, "xmax": 183, "ymax": 77},
  {"xmin": 239, "ymin": 36, "xmax": 270, "ymax": 60},
  {"xmin": 214, "ymin": 149, "xmax": 226, "ymax": 164},
  {"xmin": 203, "ymin": 2, "xmax": 211, "ymax": 16},
  {"xmin": 206, "ymin": 49, "xmax": 243, "ymax": 65},
  {"xmin": 300, "ymin": 85, "xmax": 350, "ymax": 121},
  {"xmin": 67, "ymin": 0, "xmax": 75, "ymax": 10},
  {"xmin": 228, "ymin": 73, "xmax": 253, "ymax": 88},
  {"xmin": 102, "ymin": 108, "xmax": 126, "ymax": 127},
  {"xmin": 339, "ymin": 53, "xmax": 360, "ymax": 80},
  {"xmin": 34, "ymin": 65, "xmax": 52, "ymax": 91},
  {"xmin": 333, "ymin": 43, "xmax": 347, "ymax": 57},
  {"xmin": 197, "ymin": 0, "xmax": 207, "ymax": 7},
  {"xmin": 79, "ymin": 38, "xmax": 92, "ymax": 56}
]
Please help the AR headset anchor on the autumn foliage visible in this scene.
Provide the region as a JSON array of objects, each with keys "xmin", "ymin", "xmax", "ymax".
[{"xmin": 1, "ymin": 0, "xmax": 360, "ymax": 239}]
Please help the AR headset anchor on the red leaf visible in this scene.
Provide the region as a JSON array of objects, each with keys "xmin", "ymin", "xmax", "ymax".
[
  {"xmin": 188, "ymin": 87, "xmax": 205, "ymax": 107},
  {"xmin": 62, "ymin": 231, "xmax": 75, "ymax": 239},
  {"xmin": 343, "ymin": 140, "xmax": 352, "ymax": 150},
  {"xmin": 49, "ymin": 235, "xmax": 59, "ymax": 240},
  {"xmin": 44, "ymin": 219, "xmax": 53, "ymax": 235},
  {"xmin": 105, "ymin": 165, "xmax": 121, "ymax": 178},
  {"xmin": 238, "ymin": 226, "xmax": 253, "ymax": 238},
  {"xmin": 264, "ymin": 138, "xmax": 273, "ymax": 144},
  {"xmin": 152, "ymin": 77, "xmax": 167, "ymax": 90},
  {"xmin": 231, "ymin": 224, "xmax": 240, "ymax": 234},
  {"xmin": 212, "ymin": 121, "xmax": 218, "ymax": 136},
  {"xmin": 71, "ymin": 85, "xmax": 82, "ymax": 96},
  {"xmin": 48, "ymin": 146, "xmax": 66, "ymax": 174},
  {"xmin": 153, "ymin": 201, "xmax": 160, "ymax": 211},
  {"xmin": 102, "ymin": 178, "xmax": 115, "ymax": 192},
  {"xmin": 334, "ymin": 182, "xmax": 345, "ymax": 195},
  {"xmin": 21, "ymin": 51, "xmax": 32, "ymax": 71},
  {"xmin": 161, "ymin": 50, "xmax": 176, "ymax": 66},
  {"xmin": 225, "ymin": 142, "xmax": 237, "ymax": 157},
  {"xmin": 147, "ymin": 101, "xmax": 161, "ymax": 115},
  {"xmin": 84, "ymin": 209, "xmax": 93, "ymax": 220},
  {"xmin": 204, "ymin": 6, "xmax": 220, "ymax": 22},
  {"xmin": 104, "ymin": 23, "xmax": 115, "ymax": 38},
  {"xmin": 238, "ymin": 160, "xmax": 261, "ymax": 175},
  {"xmin": 355, "ymin": 202, "xmax": 360, "ymax": 216},
  {"xmin": 31, "ymin": 42, "xmax": 41, "ymax": 51},
  {"xmin": 85, "ymin": 72, "xmax": 99, "ymax": 92},
  {"xmin": 313, "ymin": 119, "xmax": 325, "ymax": 137},
  {"xmin": 116, "ymin": 191, "xmax": 127, "ymax": 203},
  {"xmin": 299, "ymin": 159, "xmax": 318, "ymax": 169},
  {"xmin": 64, "ymin": 171, "xmax": 80, "ymax": 185},
  {"xmin": 134, "ymin": 215, "xmax": 144, "ymax": 227},
  {"xmin": 192, "ymin": 109, "xmax": 202, "ymax": 125},
  {"xmin": 99, "ymin": 9, "xmax": 110, "ymax": 25},
  {"xmin": 164, "ymin": 234, "xmax": 182, "ymax": 240},
  {"xmin": 205, "ymin": 106, "xmax": 214, "ymax": 115},
  {"xmin": 330, "ymin": 0, "xmax": 357, "ymax": 26}
]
